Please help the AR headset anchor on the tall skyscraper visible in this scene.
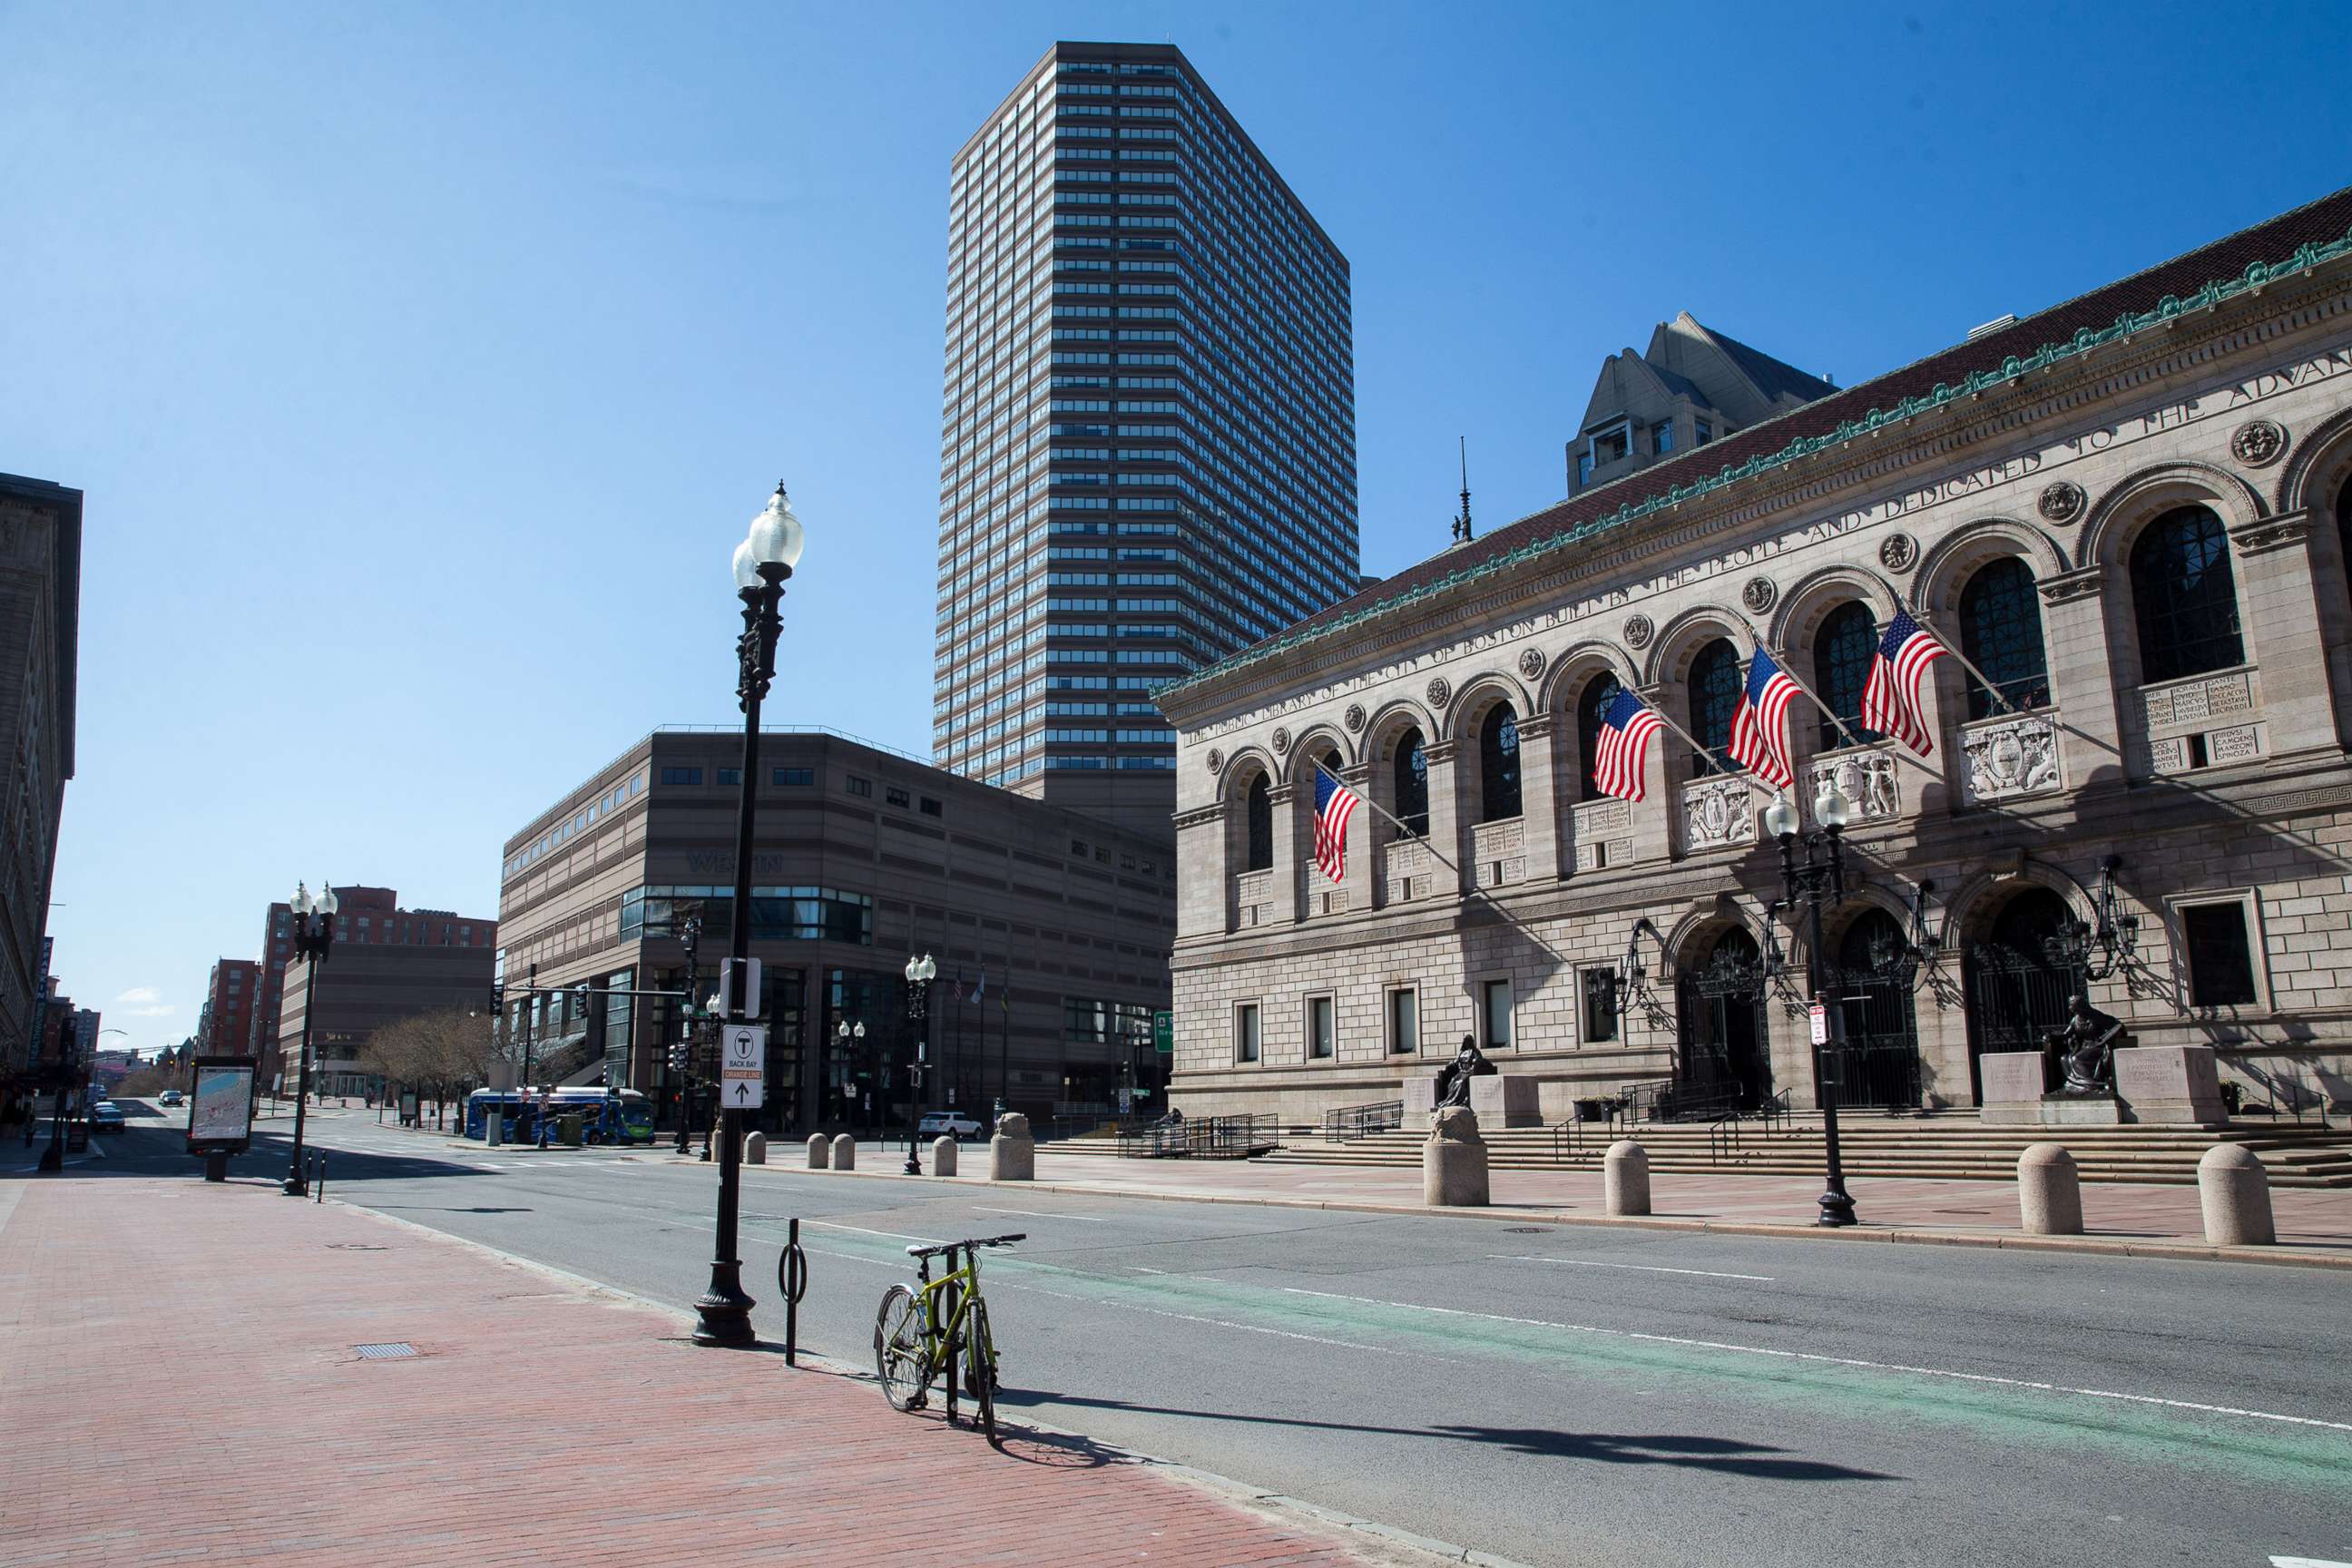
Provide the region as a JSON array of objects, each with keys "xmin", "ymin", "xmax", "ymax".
[{"xmin": 934, "ymin": 42, "xmax": 1358, "ymax": 837}]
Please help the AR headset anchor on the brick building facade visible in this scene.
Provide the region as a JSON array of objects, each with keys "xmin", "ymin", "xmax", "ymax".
[
  {"xmin": 273, "ymin": 887, "xmax": 496, "ymax": 1097},
  {"xmin": 1161, "ymin": 189, "xmax": 2352, "ymax": 1126},
  {"xmin": 0, "ymin": 474, "xmax": 78, "ymax": 1117}
]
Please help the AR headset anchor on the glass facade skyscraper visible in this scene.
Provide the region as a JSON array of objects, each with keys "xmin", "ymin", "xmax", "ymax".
[{"xmin": 934, "ymin": 42, "xmax": 1359, "ymax": 836}]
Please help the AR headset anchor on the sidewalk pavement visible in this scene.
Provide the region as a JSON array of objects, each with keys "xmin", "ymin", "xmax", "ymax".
[
  {"xmin": 0, "ymin": 1174, "xmax": 1396, "ymax": 1568},
  {"xmin": 741, "ymin": 1144, "xmax": 2352, "ymax": 1265}
]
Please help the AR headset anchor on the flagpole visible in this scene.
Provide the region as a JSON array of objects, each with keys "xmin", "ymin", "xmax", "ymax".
[
  {"xmin": 1315, "ymin": 760, "xmax": 1469, "ymax": 880},
  {"xmin": 1732, "ymin": 610, "xmax": 1940, "ymax": 780},
  {"xmin": 1884, "ymin": 579, "xmax": 2020, "ymax": 718},
  {"xmin": 1641, "ymin": 701, "xmax": 1737, "ymax": 779}
]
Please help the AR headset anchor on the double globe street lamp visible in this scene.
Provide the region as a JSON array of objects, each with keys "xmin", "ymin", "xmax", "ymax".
[
  {"xmin": 283, "ymin": 881, "xmax": 338, "ymax": 1197},
  {"xmin": 902, "ymin": 952, "xmax": 936, "ymax": 1174},
  {"xmin": 1761, "ymin": 782, "xmax": 1858, "ymax": 1228},
  {"xmin": 691, "ymin": 483, "xmax": 803, "ymax": 1348}
]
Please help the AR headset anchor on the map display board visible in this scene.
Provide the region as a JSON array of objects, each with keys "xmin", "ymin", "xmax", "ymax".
[{"xmin": 188, "ymin": 1058, "xmax": 257, "ymax": 1154}]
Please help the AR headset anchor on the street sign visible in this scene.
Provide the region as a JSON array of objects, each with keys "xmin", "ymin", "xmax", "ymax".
[
  {"xmin": 720, "ymin": 1024, "xmax": 766, "ymax": 1110},
  {"xmin": 1808, "ymin": 1002, "xmax": 1828, "ymax": 1045},
  {"xmin": 719, "ymin": 958, "xmax": 764, "ymax": 1019},
  {"xmin": 1152, "ymin": 1010, "xmax": 1173, "ymax": 1054}
]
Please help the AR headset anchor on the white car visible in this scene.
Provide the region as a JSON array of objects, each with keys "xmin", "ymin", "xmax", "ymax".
[{"xmin": 916, "ymin": 1111, "xmax": 983, "ymax": 1142}]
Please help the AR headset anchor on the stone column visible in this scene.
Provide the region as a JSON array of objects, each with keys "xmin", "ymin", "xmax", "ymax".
[
  {"xmin": 989, "ymin": 1112, "xmax": 1035, "ymax": 1181},
  {"xmin": 1422, "ymin": 740, "xmax": 1470, "ymax": 896},
  {"xmin": 1341, "ymin": 763, "xmax": 1377, "ymax": 912},
  {"xmin": 1514, "ymin": 714, "xmax": 1565, "ymax": 883},
  {"xmin": 1631, "ymin": 685, "xmax": 1676, "ymax": 867},
  {"xmin": 2228, "ymin": 511, "xmax": 2342, "ymax": 757},
  {"xmin": 1269, "ymin": 783, "xmax": 1304, "ymax": 924},
  {"xmin": 1423, "ymin": 1105, "xmax": 1489, "ymax": 1205},
  {"xmin": 2035, "ymin": 570, "xmax": 2123, "ymax": 791}
]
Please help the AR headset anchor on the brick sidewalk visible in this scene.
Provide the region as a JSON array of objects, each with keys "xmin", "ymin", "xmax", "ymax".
[{"xmin": 0, "ymin": 1175, "xmax": 1384, "ymax": 1567}]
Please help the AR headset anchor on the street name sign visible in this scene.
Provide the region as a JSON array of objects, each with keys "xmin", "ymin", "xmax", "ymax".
[{"xmin": 720, "ymin": 1024, "xmax": 767, "ymax": 1109}]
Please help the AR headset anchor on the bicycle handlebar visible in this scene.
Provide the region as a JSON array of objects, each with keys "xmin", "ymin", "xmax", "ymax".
[{"xmin": 904, "ymin": 1232, "xmax": 1025, "ymax": 1259}]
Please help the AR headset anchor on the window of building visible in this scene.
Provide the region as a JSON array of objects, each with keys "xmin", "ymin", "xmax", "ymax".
[
  {"xmin": 1479, "ymin": 704, "xmax": 1521, "ymax": 823},
  {"xmin": 1587, "ymin": 421, "xmax": 1631, "ymax": 471},
  {"xmin": 1392, "ymin": 727, "xmax": 1429, "ymax": 838},
  {"xmin": 1651, "ymin": 419, "xmax": 1675, "ymax": 455},
  {"xmin": 1958, "ymin": 557, "xmax": 2051, "ymax": 718},
  {"xmin": 847, "ymin": 775, "xmax": 874, "ymax": 798},
  {"xmin": 1689, "ymin": 638, "xmax": 1742, "ymax": 769},
  {"xmin": 660, "ymin": 767, "xmax": 703, "ymax": 786},
  {"xmin": 773, "ymin": 767, "xmax": 814, "ymax": 786},
  {"xmin": 1306, "ymin": 995, "xmax": 1335, "ymax": 1059},
  {"xmin": 1575, "ymin": 674, "xmax": 1622, "ymax": 803},
  {"xmin": 2132, "ymin": 505, "xmax": 2243, "ymax": 685},
  {"xmin": 1387, "ymin": 987, "xmax": 1419, "ymax": 1055},
  {"xmin": 1235, "ymin": 1002, "xmax": 1260, "ymax": 1063},
  {"xmin": 1581, "ymin": 968, "xmax": 1619, "ymax": 1044},
  {"xmin": 886, "ymin": 785, "xmax": 911, "ymax": 808},
  {"xmin": 1695, "ymin": 420, "xmax": 1713, "ymax": 444},
  {"xmin": 1244, "ymin": 774, "xmax": 1273, "ymax": 871},
  {"xmin": 1812, "ymin": 602, "xmax": 1884, "ymax": 749},
  {"xmin": 1481, "ymin": 978, "xmax": 1514, "ymax": 1050},
  {"xmin": 718, "ymin": 769, "xmax": 741, "ymax": 786},
  {"xmin": 1577, "ymin": 451, "xmax": 1594, "ymax": 487},
  {"xmin": 2181, "ymin": 902, "xmax": 2258, "ymax": 1007},
  {"xmin": 920, "ymin": 796, "xmax": 943, "ymax": 818}
]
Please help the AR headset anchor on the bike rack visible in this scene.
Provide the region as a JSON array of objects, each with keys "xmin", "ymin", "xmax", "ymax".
[{"xmin": 778, "ymin": 1217, "xmax": 808, "ymax": 1367}]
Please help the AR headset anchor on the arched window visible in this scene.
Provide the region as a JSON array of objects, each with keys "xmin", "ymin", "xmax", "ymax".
[
  {"xmin": 1478, "ymin": 704, "xmax": 1521, "ymax": 822},
  {"xmin": 1575, "ymin": 673, "xmax": 1623, "ymax": 802},
  {"xmin": 1392, "ymin": 728, "xmax": 1429, "ymax": 838},
  {"xmin": 2131, "ymin": 505, "xmax": 2242, "ymax": 685},
  {"xmin": 1243, "ymin": 774, "xmax": 1272, "ymax": 872},
  {"xmin": 1813, "ymin": 602, "xmax": 1882, "ymax": 749},
  {"xmin": 1689, "ymin": 639, "xmax": 1742, "ymax": 769},
  {"xmin": 1958, "ymin": 557, "xmax": 2051, "ymax": 718}
]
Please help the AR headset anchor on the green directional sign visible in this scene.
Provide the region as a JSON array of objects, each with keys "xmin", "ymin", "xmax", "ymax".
[{"xmin": 1152, "ymin": 1010, "xmax": 1173, "ymax": 1054}]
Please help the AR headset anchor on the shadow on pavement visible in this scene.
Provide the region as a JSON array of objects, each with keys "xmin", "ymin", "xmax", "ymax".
[{"xmin": 996, "ymin": 1392, "xmax": 1896, "ymax": 1482}]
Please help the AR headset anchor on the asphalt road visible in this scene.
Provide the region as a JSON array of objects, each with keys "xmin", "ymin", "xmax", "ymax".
[{"xmin": 76, "ymin": 1102, "xmax": 2352, "ymax": 1568}]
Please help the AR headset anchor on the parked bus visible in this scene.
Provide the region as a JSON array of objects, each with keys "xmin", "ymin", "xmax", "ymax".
[{"xmin": 464, "ymin": 1087, "xmax": 653, "ymax": 1146}]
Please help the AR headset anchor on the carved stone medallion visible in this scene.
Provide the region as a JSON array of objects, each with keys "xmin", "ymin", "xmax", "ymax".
[
  {"xmin": 1344, "ymin": 702, "xmax": 1366, "ymax": 732},
  {"xmin": 1270, "ymin": 726, "xmax": 1291, "ymax": 756},
  {"xmin": 1878, "ymin": 533, "xmax": 1918, "ymax": 573},
  {"xmin": 1741, "ymin": 576, "xmax": 1778, "ymax": 614},
  {"xmin": 1517, "ymin": 647, "xmax": 1546, "ymax": 681},
  {"xmin": 1623, "ymin": 613, "xmax": 1654, "ymax": 650},
  {"xmin": 1204, "ymin": 748, "xmax": 1223, "ymax": 775},
  {"xmin": 1426, "ymin": 677, "xmax": 1452, "ymax": 710},
  {"xmin": 2230, "ymin": 418, "xmax": 2286, "ymax": 468},
  {"xmin": 2037, "ymin": 481, "xmax": 2085, "ymax": 524}
]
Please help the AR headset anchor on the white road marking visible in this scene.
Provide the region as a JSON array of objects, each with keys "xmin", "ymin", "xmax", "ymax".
[
  {"xmin": 1279, "ymin": 1287, "xmax": 2352, "ymax": 1434},
  {"xmin": 801, "ymin": 1220, "xmax": 941, "ymax": 1245},
  {"xmin": 975, "ymin": 1206, "xmax": 1109, "ymax": 1223},
  {"xmin": 1491, "ymin": 1254, "xmax": 1774, "ymax": 1282},
  {"xmin": 2271, "ymin": 1558, "xmax": 2352, "ymax": 1566}
]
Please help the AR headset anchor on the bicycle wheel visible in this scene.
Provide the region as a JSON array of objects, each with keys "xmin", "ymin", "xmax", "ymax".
[
  {"xmin": 964, "ymin": 1298, "xmax": 997, "ymax": 1442},
  {"xmin": 873, "ymin": 1285, "xmax": 931, "ymax": 1412}
]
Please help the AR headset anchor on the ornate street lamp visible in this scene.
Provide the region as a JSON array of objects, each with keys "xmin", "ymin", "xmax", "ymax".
[
  {"xmin": 902, "ymin": 952, "xmax": 936, "ymax": 1173},
  {"xmin": 282, "ymin": 881, "xmax": 338, "ymax": 1196},
  {"xmin": 1761, "ymin": 782, "xmax": 1860, "ymax": 1228},
  {"xmin": 2045, "ymin": 856, "xmax": 2141, "ymax": 981},
  {"xmin": 834, "ymin": 1016, "xmax": 865, "ymax": 1134},
  {"xmin": 691, "ymin": 482, "xmax": 804, "ymax": 1348}
]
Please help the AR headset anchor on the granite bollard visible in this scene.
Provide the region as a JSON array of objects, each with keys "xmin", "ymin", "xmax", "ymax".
[
  {"xmin": 831, "ymin": 1133, "xmax": 857, "ymax": 1171},
  {"xmin": 806, "ymin": 1134, "xmax": 828, "ymax": 1170},
  {"xmin": 990, "ymin": 1112, "xmax": 1034, "ymax": 1181},
  {"xmin": 2016, "ymin": 1142, "xmax": 2082, "ymax": 1234},
  {"xmin": 1603, "ymin": 1141, "xmax": 1651, "ymax": 1217},
  {"xmin": 2199, "ymin": 1143, "xmax": 2275, "ymax": 1246},
  {"xmin": 932, "ymin": 1135, "xmax": 958, "ymax": 1177},
  {"xmin": 745, "ymin": 1131, "xmax": 767, "ymax": 1166},
  {"xmin": 1422, "ymin": 1106, "xmax": 1490, "ymax": 1206}
]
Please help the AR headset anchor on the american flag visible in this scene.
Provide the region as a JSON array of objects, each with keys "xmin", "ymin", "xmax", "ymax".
[
  {"xmin": 1860, "ymin": 606, "xmax": 1949, "ymax": 755},
  {"xmin": 1730, "ymin": 647, "xmax": 1799, "ymax": 789},
  {"xmin": 1312, "ymin": 765, "xmax": 1358, "ymax": 883},
  {"xmin": 1591, "ymin": 687, "xmax": 1664, "ymax": 801}
]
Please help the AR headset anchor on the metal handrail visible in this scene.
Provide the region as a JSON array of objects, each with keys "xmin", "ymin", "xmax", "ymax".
[
  {"xmin": 1321, "ymin": 1099, "xmax": 1405, "ymax": 1142},
  {"xmin": 1117, "ymin": 1112, "xmax": 1277, "ymax": 1159},
  {"xmin": 1708, "ymin": 1112, "xmax": 1741, "ymax": 1164}
]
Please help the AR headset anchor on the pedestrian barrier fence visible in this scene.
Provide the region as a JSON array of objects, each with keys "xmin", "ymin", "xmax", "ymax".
[
  {"xmin": 1322, "ymin": 1100, "xmax": 1405, "ymax": 1142},
  {"xmin": 1115, "ymin": 1113, "xmax": 1278, "ymax": 1160}
]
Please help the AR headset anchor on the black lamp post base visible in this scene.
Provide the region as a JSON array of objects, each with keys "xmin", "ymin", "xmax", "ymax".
[
  {"xmin": 903, "ymin": 1151, "xmax": 921, "ymax": 1175},
  {"xmin": 691, "ymin": 1262, "xmax": 758, "ymax": 1346},
  {"xmin": 36, "ymin": 1144, "xmax": 61, "ymax": 1172},
  {"xmin": 282, "ymin": 1175, "xmax": 309, "ymax": 1197},
  {"xmin": 1816, "ymin": 1185, "xmax": 1858, "ymax": 1228}
]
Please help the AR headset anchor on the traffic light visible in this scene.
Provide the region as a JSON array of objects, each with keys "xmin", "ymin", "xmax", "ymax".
[
  {"xmin": 668, "ymin": 1043, "xmax": 689, "ymax": 1075},
  {"xmin": 583, "ymin": 977, "xmax": 608, "ymax": 1054}
]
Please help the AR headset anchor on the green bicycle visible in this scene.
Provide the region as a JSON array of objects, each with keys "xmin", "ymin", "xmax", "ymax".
[{"xmin": 873, "ymin": 1232, "xmax": 1023, "ymax": 1441}]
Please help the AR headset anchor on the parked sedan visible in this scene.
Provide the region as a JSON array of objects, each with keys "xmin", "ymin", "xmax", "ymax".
[
  {"xmin": 916, "ymin": 1110, "xmax": 984, "ymax": 1142},
  {"xmin": 90, "ymin": 1101, "xmax": 127, "ymax": 1133}
]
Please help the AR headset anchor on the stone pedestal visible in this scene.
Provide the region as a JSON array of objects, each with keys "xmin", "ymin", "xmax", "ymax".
[
  {"xmin": 745, "ymin": 1132, "xmax": 767, "ymax": 1165},
  {"xmin": 2017, "ymin": 1142, "xmax": 2082, "ymax": 1235},
  {"xmin": 1403, "ymin": 1075, "xmax": 1438, "ymax": 1132},
  {"xmin": 1422, "ymin": 1106, "xmax": 1489, "ymax": 1206},
  {"xmin": 2040, "ymin": 1095, "xmax": 2124, "ymax": 1126},
  {"xmin": 931, "ymin": 1135, "xmax": 957, "ymax": 1177},
  {"xmin": 1470, "ymin": 1074, "xmax": 1542, "ymax": 1129},
  {"xmin": 2116, "ymin": 1045, "xmax": 2227, "ymax": 1128},
  {"xmin": 807, "ymin": 1133, "xmax": 828, "ymax": 1169},
  {"xmin": 1603, "ymin": 1141, "xmax": 1651, "ymax": 1217},
  {"xmin": 830, "ymin": 1133, "xmax": 856, "ymax": 1171},
  {"xmin": 1977, "ymin": 1054, "xmax": 2046, "ymax": 1125},
  {"xmin": 2199, "ymin": 1143, "xmax": 2275, "ymax": 1245},
  {"xmin": 990, "ymin": 1112, "xmax": 1034, "ymax": 1181}
]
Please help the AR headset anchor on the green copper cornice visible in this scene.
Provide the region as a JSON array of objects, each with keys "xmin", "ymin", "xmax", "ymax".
[{"xmin": 1160, "ymin": 223, "xmax": 2352, "ymax": 710}]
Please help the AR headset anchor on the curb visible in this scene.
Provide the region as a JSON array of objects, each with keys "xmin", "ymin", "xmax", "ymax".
[
  {"xmin": 328, "ymin": 1190, "xmax": 1527, "ymax": 1568},
  {"xmin": 712, "ymin": 1152, "xmax": 2352, "ymax": 1272}
]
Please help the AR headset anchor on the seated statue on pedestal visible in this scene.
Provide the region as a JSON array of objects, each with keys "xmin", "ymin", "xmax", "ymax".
[
  {"xmin": 2043, "ymin": 994, "xmax": 2128, "ymax": 1096},
  {"xmin": 1434, "ymin": 1034, "xmax": 1496, "ymax": 1110}
]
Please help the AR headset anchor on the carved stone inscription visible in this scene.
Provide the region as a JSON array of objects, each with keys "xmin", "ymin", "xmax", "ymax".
[
  {"xmin": 1811, "ymin": 749, "xmax": 1900, "ymax": 822},
  {"xmin": 1960, "ymin": 712, "xmax": 2063, "ymax": 805},
  {"xmin": 1683, "ymin": 777, "xmax": 1757, "ymax": 851}
]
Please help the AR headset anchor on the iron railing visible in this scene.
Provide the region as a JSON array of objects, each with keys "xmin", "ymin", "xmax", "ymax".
[
  {"xmin": 1116, "ymin": 1113, "xmax": 1279, "ymax": 1160},
  {"xmin": 1321, "ymin": 1100, "xmax": 1404, "ymax": 1142},
  {"xmin": 1622, "ymin": 1077, "xmax": 1744, "ymax": 1124}
]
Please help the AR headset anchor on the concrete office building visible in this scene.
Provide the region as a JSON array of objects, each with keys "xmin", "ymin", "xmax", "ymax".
[
  {"xmin": 495, "ymin": 729, "xmax": 1174, "ymax": 1135},
  {"xmin": 1161, "ymin": 188, "xmax": 2352, "ymax": 1125},
  {"xmin": 0, "ymin": 474, "xmax": 78, "ymax": 1125},
  {"xmin": 273, "ymin": 887, "xmax": 496, "ymax": 1097},
  {"xmin": 933, "ymin": 41, "xmax": 1359, "ymax": 838}
]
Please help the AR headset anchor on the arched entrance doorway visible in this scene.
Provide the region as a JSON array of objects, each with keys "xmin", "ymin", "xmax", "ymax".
[
  {"xmin": 1823, "ymin": 909, "xmax": 1923, "ymax": 1110},
  {"xmin": 1961, "ymin": 887, "xmax": 2077, "ymax": 1102},
  {"xmin": 1676, "ymin": 928, "xmax": 1772, "ymax": 1111}
]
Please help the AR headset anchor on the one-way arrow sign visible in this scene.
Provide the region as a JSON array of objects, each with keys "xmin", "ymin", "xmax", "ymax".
[
  {"xmin": 732, "ymin": 1081, "xmax": 754, "ymax": 1106},
  {"xmin": 720, "ymin": 1024, "xmax": 766, "ymax": 1109}
]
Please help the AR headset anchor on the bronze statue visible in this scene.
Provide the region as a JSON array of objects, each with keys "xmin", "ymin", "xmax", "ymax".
[
  {"xmin": 2043, "ymin": 994, "xmax": 2126, "ymax": 1095},
  {"xmin": 1434, "ymin": 1034, "xmax": 1495, "ymax": 1110}
]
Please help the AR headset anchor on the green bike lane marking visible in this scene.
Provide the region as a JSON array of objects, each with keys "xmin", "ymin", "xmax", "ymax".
[{"xmin": 773, "ymin": 1218, "xmax": 2352, "ymax": 1496}]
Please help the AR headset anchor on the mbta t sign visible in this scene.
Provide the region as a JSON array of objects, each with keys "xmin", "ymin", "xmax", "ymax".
[{"xmin": 720, "ymin": 1024, "xmax": 766, "ymax": 1110}]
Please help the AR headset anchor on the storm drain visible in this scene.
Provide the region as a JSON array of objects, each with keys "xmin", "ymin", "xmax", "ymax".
[
  {"xmin": 1502, "ymin": 1226, "xmax": 1552, "ymax": 1234},
  {"xmin": 353, "ymin": 1342, "xmax": 417, "ymax": 1360}
]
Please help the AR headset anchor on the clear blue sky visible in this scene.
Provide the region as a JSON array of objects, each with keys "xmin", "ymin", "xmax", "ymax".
[{"xmin": 4, "ymin": 1, "xmax": 2346, "ymax": 1055}]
